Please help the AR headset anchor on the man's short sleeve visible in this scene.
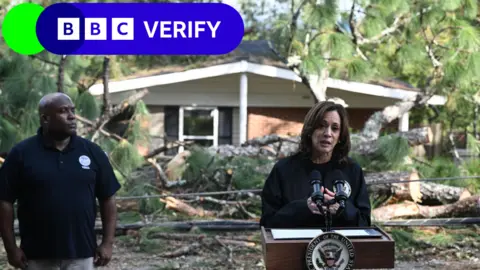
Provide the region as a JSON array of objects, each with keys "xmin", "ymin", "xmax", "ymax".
[
  {"xmin": 0, "ymin": 147, "xmax": 22, "ymax": 203},
  {"xmin": 93, "ymin": 146, "xmax": 121, "ymax": 200}
]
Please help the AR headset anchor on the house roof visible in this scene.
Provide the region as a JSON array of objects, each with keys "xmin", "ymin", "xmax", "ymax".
[
  {"xmin": 88, "ymin": 40, "xmax": 445, "ymax": 105},
  {"xmin": 111, "ymin": 40, "xmax": 419, "ymax": 92},
  {"xmin": 112, "ymin": 40, "xmax": 287, "ymax": 81}
]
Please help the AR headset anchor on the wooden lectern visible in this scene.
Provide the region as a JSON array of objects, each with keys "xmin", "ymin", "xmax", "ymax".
[{"xmin": 261, "ymin": 225, "xmax": 395, "ymax": 269}]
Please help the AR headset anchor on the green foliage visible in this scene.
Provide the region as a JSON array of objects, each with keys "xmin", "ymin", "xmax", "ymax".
[
  {"xmin": 183, "ymin": 146, "xmax": 272, "ymax": 191},
  {"xmin": 466, "ymin": 133, "xmax": 480, "ymax": 154},
  {"xmin": 124, "ymin": 100, "xmax": 151, "ymax": 145},
  {"xmin": 226, "ymin": 155, "xmax": 272, "ymax": 190},
  {"xmin": 413, "ymin": 154, "xmax": 480, "ymax": 193},
  {"xmin": 351, "ymin": 135, "xmax": 410, "ymax": 172},
  {"xmin": 74, "ymin": 92, "xmax": 100, "ymax": 121},
  {"xmin": 109, "ymin": 140, "xmax": 145, "ymax": 176},
  {"xmin": 415, "ymin": 157, "xmax": 462, "ymax": 179},
  {"xmin": 0, "ymin": 118, "xmax": 17, "ymax": 152},
  {"xmin": 240, "ymin": 0, "xmax": 480, "ymax": 136},
  {"xmin": 456, "ymin": 159, "xmax": 480, "ymax": 193},
  {"xmin": 387, "ymin": 228, "xmax": 424, "ymax": 253}
]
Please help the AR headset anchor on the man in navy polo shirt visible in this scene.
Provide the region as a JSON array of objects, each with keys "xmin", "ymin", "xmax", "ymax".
[{"xmin": 0, "ymin": 93, "xmax": 121, "ymax": 269}]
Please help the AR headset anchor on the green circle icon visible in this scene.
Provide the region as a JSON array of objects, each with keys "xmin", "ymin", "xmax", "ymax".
[{"xmin": 2, "ymin": 3, "xmax": 45, "ymax": 55}]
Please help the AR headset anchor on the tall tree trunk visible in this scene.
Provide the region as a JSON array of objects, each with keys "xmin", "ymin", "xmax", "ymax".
[
  {"xmin": 57, "ymin": 55, "xmax": 67, "ymax": 93},
  {"xmin": 102, "ymin": 56, "xmax": 111, "ymax": 115}
]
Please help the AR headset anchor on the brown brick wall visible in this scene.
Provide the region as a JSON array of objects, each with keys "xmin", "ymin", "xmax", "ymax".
[
  {"xmin": 247, "ymin": 107, "xmax": 398, "ymax": 139},
  {"xmin": 248, "ymin": 108, "xmax": 309, "ymax": 139}
]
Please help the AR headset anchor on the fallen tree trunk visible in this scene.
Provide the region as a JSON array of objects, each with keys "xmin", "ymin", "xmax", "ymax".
[
  {"xmin": 372, "ymin": 195, "xmax": 480, "ymax": 221},
  {"xmin": 416, "ymin": 182, "xmax": 472, "ymax": 205},
  {"xmin": 366, "ymin": 171, "xmax": 420, "ymax": 205},
  {"xmin": 209, "ymin": 127, "xmax": 432, "ymax": 158},
  {"xmin": 366, "ymin": 171, "xmax": 471, "ymax": 206}
]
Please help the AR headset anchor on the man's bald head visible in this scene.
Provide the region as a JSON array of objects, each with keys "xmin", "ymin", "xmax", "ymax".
[
  {"xmin": 38, "ymin": 93, "xmax": 73, "ymax": 116},
  {"xmin": 38, "ymin": 93, "xmax": 77, "ymax": 139}
]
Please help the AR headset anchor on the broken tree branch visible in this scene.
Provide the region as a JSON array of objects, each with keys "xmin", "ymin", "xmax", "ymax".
[
  {"xmin": 91, "ymin": 88, "xmax": 149, "ymax": 142},
  {"xmin": 146, "ymin": 158, "xmax": 169, "ymax": 188},
  {"xmin": 75, "ymin": 115, "xmax": 125, "ymax": 142},
  {"xmin": 144, "ymin": 140, "xmax": 194, "ymax": 159},
  {"xmin": 160, "ymin": 196, "xmax": 216, "ymax": 217},
  {"xmin": 160, "ymin": 243, "xmax": 201, "ymax": 258},
  {"xmin": 372, "ymin": 195, "xmax": 480, "ymax": 221}
]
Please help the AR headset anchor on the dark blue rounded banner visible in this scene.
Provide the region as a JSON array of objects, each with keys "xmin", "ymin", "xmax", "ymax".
[{"xmin": 36, "ymin": 3, "xmax": 245, "ymax": 55}]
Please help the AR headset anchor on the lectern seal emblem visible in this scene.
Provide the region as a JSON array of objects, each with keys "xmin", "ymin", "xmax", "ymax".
[{"xmin": 305, "ymin": 232, "xmax": 355, "ymax": 270}]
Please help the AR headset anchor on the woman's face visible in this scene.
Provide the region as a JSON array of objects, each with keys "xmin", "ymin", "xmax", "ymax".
[{"xmin": 311, "ymin": 110, "xmax": 341, "ymax": 156}]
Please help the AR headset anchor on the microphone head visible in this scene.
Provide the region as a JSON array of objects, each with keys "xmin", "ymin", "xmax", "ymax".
[
  {"xmin": 334, "ymin": 179, "xmax": 346, "ymax": 185},
  {"xmin": 324, "ymin": 169, "xmax": 344, "ymax": 190},
  {"xmin": 330, "ymin": 169, "xmax": 344, "ymax": 182},
  {"xmin": 330, "ymin": 170, "xmax": 349, "ymax": 199},
  {"xmin": 310, "ymin": 170, "xmax": 322, "ymax": 185}
]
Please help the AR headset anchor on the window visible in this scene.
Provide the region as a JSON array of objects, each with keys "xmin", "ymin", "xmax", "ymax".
[
  {"xmin": 179, "ymin": 107, "xmax": 218, "ymax": 151},
  {"xmin": 164, "ymin": 106, "xmax": 232, "ymax": 154}
]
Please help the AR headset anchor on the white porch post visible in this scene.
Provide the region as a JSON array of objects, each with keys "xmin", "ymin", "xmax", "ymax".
[
  {"xmin": 399, "ymin": 112, "xmax": 409, "ymax": 132},
  {"xmin": 239, "ymin": 73, "xmax": 248, "ymax": 144}
]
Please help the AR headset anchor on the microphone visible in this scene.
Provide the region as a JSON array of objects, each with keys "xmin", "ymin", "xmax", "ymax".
[
  {"xmin": 329, "ymin": 170, "xmax": 348, "ymax": 211},
  {"xmin": 310, "ymin": 170, "xmax": 324, "ymax": 205}
]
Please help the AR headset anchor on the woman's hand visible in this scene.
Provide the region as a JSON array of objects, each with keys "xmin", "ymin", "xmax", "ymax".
[
  {"xmin": 307, "ymin": 187, "xmax": 330, "ymax": 215},
  {"xmin": 323, "ymin": 188, "xmax": 340, "ymax": 214},
  {"xmin": 308, "ymin": 187, "xmax": 341, "ymax": 215},
  {"xmin": 307, "ymin": 196, "xmax": 322, "ymax": 215}
]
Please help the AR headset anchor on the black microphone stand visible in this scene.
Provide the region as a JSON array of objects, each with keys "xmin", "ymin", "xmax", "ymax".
[{"xmin": 313, "ymin": 197, "xmax": 345, "ymax": 232}]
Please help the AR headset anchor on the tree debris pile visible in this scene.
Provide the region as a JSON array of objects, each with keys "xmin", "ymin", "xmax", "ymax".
[{"xmin": 120, "ymin": 129, "xmax": 480, "ymax": 226}]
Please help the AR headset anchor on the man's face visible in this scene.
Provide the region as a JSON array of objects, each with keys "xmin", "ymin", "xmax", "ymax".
[{"xmin": 44, "ymin": 96, "xmax": 77, "ymax": 137}]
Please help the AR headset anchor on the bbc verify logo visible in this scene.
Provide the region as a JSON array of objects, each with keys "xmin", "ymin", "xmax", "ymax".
[
  {"xmin": 57, "ymin": 18, "xmax": 134, "ymax": 40},
  {"xmin": 34, "ymin": 2, "xmax": 244, "ymax": 55}
]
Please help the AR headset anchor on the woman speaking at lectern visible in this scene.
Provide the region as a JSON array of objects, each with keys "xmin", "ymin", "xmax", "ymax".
[{"xmin": 259, "ymin": 101, "xmax": 371, "ymax": 229}]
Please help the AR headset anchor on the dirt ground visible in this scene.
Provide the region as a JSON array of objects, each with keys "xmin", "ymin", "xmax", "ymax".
[{"xmin": 1, "ymin": 231, "xmax": 479, "ymax": 270}]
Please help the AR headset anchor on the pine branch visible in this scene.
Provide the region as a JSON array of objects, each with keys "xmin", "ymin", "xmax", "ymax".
[
  {"xmin": 306, "ymin": 30, "xmax": 331, "ymax": 48},
  {"xmin": 357, "ymin": 15, "xmax": 410, "ymax": 45},
  {"xmin": 29, "ymin": 55, "xmax": 59, "ymax": 66},
  {"xmin": 269, "ymin": 0, "xmax": 336, "ymax": 103},
  {"xmin": 420, "ymin": 10, "xmax": 443, "ymax": 69},
  {"xmin": 286, "ymin": 0, "xmax": 310, "ymax": 55},
  {"xmin": 349, "ymin": 0, "xmax": 411, "ymax": 61},
  {"xmin": 348, "ymin": 0, "xmax": 368, "ymax": 61},
  {"xmin": 1, "ymin": 112, "xmax": 20, "ymax": 125}
]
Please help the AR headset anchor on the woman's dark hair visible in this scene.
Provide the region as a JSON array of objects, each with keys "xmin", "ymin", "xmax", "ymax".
[{"xmin": 297, "ymin": 101, "xmax": 351, "ymax": 165}]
